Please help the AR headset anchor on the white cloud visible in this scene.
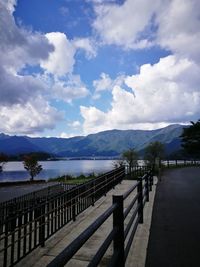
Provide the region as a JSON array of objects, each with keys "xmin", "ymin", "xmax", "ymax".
[
  {"xmin": 93, "ymin": 73, "xmax": 113, "ymax": 92},
  {"xmin": 81, "ymin": 55, "xmax": 200, "ymax": 134},
  {"xmin": 1, "ymin": 0, "xmax": 16, "ymax": 13},
  {"xmin": 73, "ymin": 37, "xmax": 97, "ymax": 59},
  {"xmin": 52, "ymin": 74, "xmax": 89, "ymax": 103},
  {"xmin": 67, "ymin": 121, "xmax": 81, "ymax": 128},
  {"xmin": 92, "ymin": 0, "xmax": 200, "ymax": 61},
  {"xmin": 87, "ymin": 0, "xmax": 116, "ymax": 3},
  {"xmin": 156, "ymin": 0, "xmax": 200, "ymax": 62},
  {"xmin": 92, "ymin": 72, "xmax": 125, "ymax": 99},
  {"xmin": 0, "ymin": 1, "xmax": 92, "ymax": 135},
  {"xmin": 60, "ymin": 132, "xmax": 77, "ymax": 138},
  {"xmin": 0, "ymin": 0, "xmax": 54, "ymax": 72},
  {"xmin": 0, "ymin": 0, "xmax": 63, "ymax": 135},
  {"xmin": 0, "ymin": 97, "xmax": 62, "ymax": 135},
  {"xmin": 93, "ymin": 0, "xmax": 160, "ymax": 49},
  {"xmin": 81, "ymin": 106, "xmax": 107, "ymax": 133},
  {"xmin": 0, "ymin": 66, "xmax": 49, "ymax": 106},
  {"xmin": 41, "ymin": 32, "xmax": 76, "ymax": 76}
]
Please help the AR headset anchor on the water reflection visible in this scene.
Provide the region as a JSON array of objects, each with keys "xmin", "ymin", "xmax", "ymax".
[{"xmin": 0, "ymin": 160, "xmax": 115, "ymax": 182}]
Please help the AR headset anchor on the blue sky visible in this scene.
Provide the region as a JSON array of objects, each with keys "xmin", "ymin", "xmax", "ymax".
[{"xmin": 0, "ymin": 0, "xmax": 200, "ymax": 137}]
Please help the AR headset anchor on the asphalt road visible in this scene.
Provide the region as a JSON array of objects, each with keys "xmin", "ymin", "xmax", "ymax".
[{"xmin": 145, "ymin": 167, "xmax": 200, "ymax": 267}]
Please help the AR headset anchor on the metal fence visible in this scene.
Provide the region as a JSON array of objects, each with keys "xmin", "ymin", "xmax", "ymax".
[
  {"xmin": 0, "ymin": 167, "xmax": 125, "ymax": 267},
  {"xmin": 162, "ymin": 159, "xmax": 200, "ymax": 168},
  {"xmin": 0, "ymin": 183, "xmax": 75, "ymax": 232},
  {"xmin": 47, "ymin": 168, "xmax": 154, "ymax": 267},
  {"xmin": 125, "ymin": 165, "xmax": 150, "ymax": 177}
]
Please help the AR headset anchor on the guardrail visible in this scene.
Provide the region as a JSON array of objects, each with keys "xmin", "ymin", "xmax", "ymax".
[
  {"xmin": 162, "ymin": 159, "xmax": 200, "ymax": 168},
  {"xmin": 125, "ymin": 165, "xmax": 150, "ymax": 178},
  {"xmin": 0, "ymin": 183, "xmax": 74, "ymax": 235},
  {"xmin": 47, "ymin": 169, "xmax": 154, "ymax": 267},
  {"xmin": 0, "ymin": 167, "xmax": 125, "ymax": 267}
]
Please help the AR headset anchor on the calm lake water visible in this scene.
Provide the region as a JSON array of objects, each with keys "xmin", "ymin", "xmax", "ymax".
[{"xmin": 0, "ymin": 160, "xmax": 116, "ymax": 182}]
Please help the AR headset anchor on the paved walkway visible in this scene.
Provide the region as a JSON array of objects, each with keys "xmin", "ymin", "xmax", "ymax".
[
  {"xmin": 145, "ymin": 167, "xmax": 200, "ymax": 267},
  {"xmin": 16, "ymin": 179, "xmax": 157, "ymax": 267}
]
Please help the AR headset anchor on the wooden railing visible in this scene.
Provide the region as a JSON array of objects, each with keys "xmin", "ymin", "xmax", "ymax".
[
  {"xmin": 0, "ymin": 167, "xmax": 125, "ymax": 267},
  {"xmin": 47, "ymin": 169, "xmax": 154, "ymax": 267},
  {"xmin": 125, "ymin": 165, "xmax": 150, "ymax": 178}
]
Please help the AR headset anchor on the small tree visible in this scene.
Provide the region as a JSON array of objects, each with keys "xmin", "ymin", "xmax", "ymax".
[
  {"xmin": 23, "ymin": 155, "xmax": 43, "ymax": 181},
  {"xmin": 144, "ymin": 141, "xmax": 165, "ymax": 166},
  {"xmin": 112, "ymin": 159, "xmax": 125, "ymax": 169},
  {"xmin": 0, "ymin": 153, "xmax": 8, "ymax": 172},
  {"xmin": 144, "ymin": 141, "xmax": 165, "ymax": 181},
  {"xmin": 180, "ymin": 120, "xmax": 200, "ymax": 158},
  {"xmin": 122, "ymin": 148, "xmax": 138, "ymax": 174}
]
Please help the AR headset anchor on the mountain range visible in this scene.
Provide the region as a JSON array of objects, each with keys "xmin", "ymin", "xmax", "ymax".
[{"xmin": 0, "ymin": 124, "xmax": 186, "ymax": 157}]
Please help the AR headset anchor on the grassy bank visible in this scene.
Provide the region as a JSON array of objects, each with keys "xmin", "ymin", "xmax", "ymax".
[{"xmin": 48, "ymin": 173, "xmax": 97, "ymax": 185}]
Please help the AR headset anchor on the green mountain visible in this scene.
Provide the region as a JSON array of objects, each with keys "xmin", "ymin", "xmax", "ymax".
[{"xmin": 0, "ymin": 124, "xmax": 185, "ymax": 157}]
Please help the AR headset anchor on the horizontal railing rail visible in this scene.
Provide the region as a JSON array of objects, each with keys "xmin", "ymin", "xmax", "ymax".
[
  {"xmin": 125, "ymin": 165, "xmax": 150, "ymax": 177},
  {"xmin": 47, "ymin": 168, "xmax": 154, "ymax": 267},
  {"xmin": 0, "ymin": 166, "xmax": 125, "ymax": 267},
  {"xmin": 162, "ymin": 159, "xmax": 200, "ymax": 168}
]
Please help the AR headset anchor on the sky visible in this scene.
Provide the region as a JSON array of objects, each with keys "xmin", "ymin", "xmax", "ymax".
[{"xmin": 0, "ymin": 0, "xmax": 200, "ymax": 138}]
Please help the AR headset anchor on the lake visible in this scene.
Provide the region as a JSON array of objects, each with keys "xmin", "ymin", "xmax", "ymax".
[{"xmin": 0, "ymin": 160, "xmax": 116, "ymax": 182}]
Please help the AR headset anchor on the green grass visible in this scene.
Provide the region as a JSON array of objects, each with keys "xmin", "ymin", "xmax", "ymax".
[{"xmin": 48, "ymin": 173, "xmax": 97, "ymax": 184}]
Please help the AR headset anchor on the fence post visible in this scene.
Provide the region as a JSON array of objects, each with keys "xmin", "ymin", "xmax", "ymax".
[
  {"xmin": 39, "ymin": 201, "xmax": 45, "ymax": 247},
  {"xmin": 72, "ymin": 190, "xmax": 76, "ymax": 221},
  {"xmin": 113, "ymin": 195, "xmax": 125, "ymax": 267},
  {"xmin": 104, "ymin": 175, "xmax": 107, "ymax": 196},
  {"xmin": 137, "ymin": 178, "xmax": 143, "ymax": 224},
  {"xmin": 92, "ymin": 180, "xmax": 95, "ymax": 206},
  {"xmin": 3, "ymin": 217, "xmax": 9, "ymax": 267},
  {"xmin": 150, "ymin": 170, "xmax": 154, "ymax": 191},
  {"xmin": 149, "ymin": 174, "xmax": 152, "ymax": 192},
  {"xmin": 145, "ymin": 175, "xmax": 149, "ymax": 202}
]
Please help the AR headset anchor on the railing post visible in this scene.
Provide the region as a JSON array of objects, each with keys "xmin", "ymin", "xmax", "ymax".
[
  {"xmin": 4, "ymin": 217, "xmax": 9, "ymax": 267},
  {"xmin": 113, "ymin": 195, "xmax": 125, "ymax": 267},
  {"xmin": 150, "ymin": 170, "xmax": 154, "ymax": 191},
  {"xmin": 92, "ymin": 181, "xmax": 95, "ymax": 206},
  {"xmin": 104, "ymin": 175, "xmax": 107, "ymax": 196},
  {"xmin": 39, "ymin": 201, "xmax": 45, "ymax": 247},
  {"xmin": 149, "ymin": 173, "xmax": 152, "ymax": 192},
  {"xmin": 72, "ymin": 193, "xmax": 76, "ymax": 222},
  {"xmin": 112, "ymin": 172, "xmax": 115, "ymax": 189},
  {"xmin": 137, "ymin": 178, "xmax": 143, "ymax": 224},
  {"xmin": 120, "ymin": 166, "xmax": 124, "ymax": 183},
  {"xmin": 145, "ymin": 175, "xmax": 149, "ymax": 202}
]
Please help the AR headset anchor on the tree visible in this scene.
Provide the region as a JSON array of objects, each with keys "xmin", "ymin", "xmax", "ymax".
[
  {"xmin": 112, "ymin": 159, "xmax": 125, "ymax": 169},
  {"xmin": 0, "ymin": 153, "xmax": 8, "ymax": 172},
  {"xmin": 23, "ymin": 155, "xmax": 43, "ymax": 181},
  {"xmin": 180, "ymin": 119, "xmax": 200, "ymax": 158},
  {"xmin": 144, "ymin": 141, "xmax": 165, "ymax": 166},
  {"xmin": 122, "ymin": 148, "xmax": 138, "ymax": 174}
]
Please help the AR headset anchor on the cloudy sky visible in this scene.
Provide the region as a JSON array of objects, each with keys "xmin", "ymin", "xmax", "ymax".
[{"xmin": 0, "ymin": 0, "xmax": 200, "ymax": 137}]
